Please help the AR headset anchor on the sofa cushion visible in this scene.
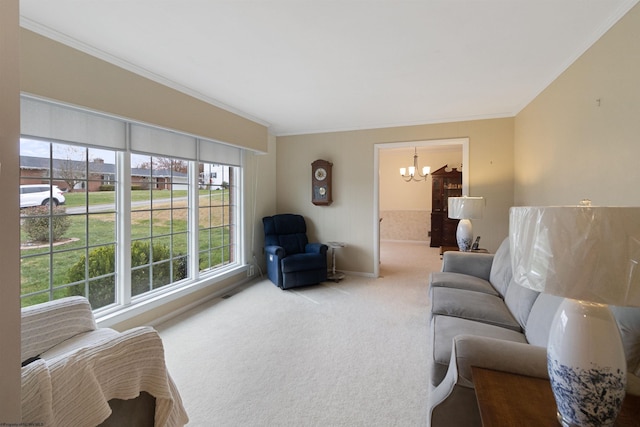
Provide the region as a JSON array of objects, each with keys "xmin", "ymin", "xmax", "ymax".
[
  {"xmin": 524, "ymin": 293, "xmax": 563, "ymax": 348},
  {"xmin": 504, "ymin": 279, "xmax": 540, "ymax": 330},
  {"xmin": 429, "ymin": 272, "xmax": 500, "ymax": 296},
  {"xmin": 431, "ymin": 287, "xmax": 522, "ymax": 331},
  {"xmin": 488, "ymin": 238, "xmax": 512, "ymax": 297},
  {"xmin": 40, "ymin": 328, "xmax": 119, "ymax": 361},
  {"xmin": 610, "ymin": 305, "xmax": 640, "ymax": 376},
  {"xmin": 430, "ymin": 315, "xmax": 528, "ymax": 386}
]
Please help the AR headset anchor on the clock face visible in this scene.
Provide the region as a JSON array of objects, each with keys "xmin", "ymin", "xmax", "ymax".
[{"xmin": 314, "ymin": 167, "xmax": 327, "ymax": 181}]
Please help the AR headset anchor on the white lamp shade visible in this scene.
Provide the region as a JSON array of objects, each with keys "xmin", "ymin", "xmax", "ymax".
[
  {"xmin": 448, "ymin": 196, "xmax": 484, "ymax": 220},
  {"xmin": 510, "ymin": 206, "xmax": 640, "ymax": 307}
]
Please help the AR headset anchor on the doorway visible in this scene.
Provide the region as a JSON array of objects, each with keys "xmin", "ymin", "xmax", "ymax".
[{"xmin": 373, "ymin": 138, "xmax": 469, "ymax": 277}]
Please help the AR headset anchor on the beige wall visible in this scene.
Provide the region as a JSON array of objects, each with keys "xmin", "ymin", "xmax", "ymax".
[
  {"xmin": 276, "ymin": 117, "xmax": 514, "ymax": 275},
  {"xmin": 20, "ymin": 29, "xmax": 269, "ymax": 153},
  {"xmin": 515, "ymin": 3, "xmax": 640, "ymax": 206},
  {"xmin": 0, "ymin": 0, "xmax": 21, "ymax": 420}
]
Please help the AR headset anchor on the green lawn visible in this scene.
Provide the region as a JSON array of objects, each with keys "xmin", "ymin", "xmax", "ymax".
[
  {"xmin": 20, "ymin": 189, "xmax": 232, "ymax": 307},
  {"xmin": 61, "ymin": 189, "xmax": 226, "ymax": 207}
]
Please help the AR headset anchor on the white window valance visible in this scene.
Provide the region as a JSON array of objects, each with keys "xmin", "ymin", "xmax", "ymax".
[{"xmin": 21, "ymin": 95, "xmax": 243, "ymax": 166}]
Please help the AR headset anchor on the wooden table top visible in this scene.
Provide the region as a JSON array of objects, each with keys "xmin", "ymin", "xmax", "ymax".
[{"xmin": 472, "ymin": 366, "xmax": 640, "ymax": 426}]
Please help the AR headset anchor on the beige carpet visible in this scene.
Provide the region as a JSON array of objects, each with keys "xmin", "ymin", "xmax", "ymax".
[{"xmin": 157, "ymin": 241, "xmax": 441, "ymax": 426}]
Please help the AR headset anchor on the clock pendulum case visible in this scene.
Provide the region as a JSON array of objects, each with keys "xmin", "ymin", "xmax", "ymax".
[{"xmin": 311, "ymin": 159, "xmax": 333, "ymax": 206}]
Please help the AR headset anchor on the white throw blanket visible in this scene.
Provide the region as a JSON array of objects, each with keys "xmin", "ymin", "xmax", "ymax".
[{"xmin": 21, "ymin": 326, "xmax": 188, "ymax": 427}]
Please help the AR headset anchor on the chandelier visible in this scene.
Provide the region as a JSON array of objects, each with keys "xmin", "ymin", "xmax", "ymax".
[{"xmin": 400, "ymin": 147, "xmax": 430, "ymax": 182}]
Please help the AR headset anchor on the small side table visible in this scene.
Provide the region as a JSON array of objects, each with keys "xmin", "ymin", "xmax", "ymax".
[
  {"xmin": 472, "ymin": 366, "xmax": 640, "ymax": 426},
  {"xmin": 327, "ymin": 241, "xmax": 346, "ymax": 282},
  {"xmin": 440, "ymin": 246, "xmax": 489, "ymax": 259}
]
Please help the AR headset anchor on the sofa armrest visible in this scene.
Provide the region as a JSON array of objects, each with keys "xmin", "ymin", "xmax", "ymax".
[
  {"xmin": 21, "ymin": 296, "xmax": 96, "ymax": 364},
  {"xmin": 451, "ymin": 335, "xmax": 549, "ymax": 388},
  {"xmin": 441, "ymin": 252, "xmax": 494, "ymax": 280},
  {"xmin": 427, "ymin": 335, "xmax": 548, "ymax": 427},
  {"xmin": 22, "ymin": 326, "xmax": 189, "ymax": 427},
  {"xmin": 452, "ymin": 335, "xmax": 640, "ymax": 392},
  {"xmin": 429, "ymin": 336, "xmax": 640, "ymax": 427}
]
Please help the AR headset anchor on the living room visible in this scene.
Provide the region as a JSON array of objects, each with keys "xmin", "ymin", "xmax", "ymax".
[{"xmin": 2, "ymin": 1, "xmax": 640, "ymax": 422}]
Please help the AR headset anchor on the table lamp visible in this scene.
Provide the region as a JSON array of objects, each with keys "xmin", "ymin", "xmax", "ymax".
[
  {"xmin": 448, "ymin": 196, "xmax": 484, "ymax": 251},
  {"xmin": 509, "ymin": 201, "xmax": 640, "ymax": 427}
]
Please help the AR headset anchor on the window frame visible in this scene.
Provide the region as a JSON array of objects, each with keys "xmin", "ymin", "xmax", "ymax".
[{"xmin": 19, "ymin": 97, "xmax": 247, "ymax": 322}]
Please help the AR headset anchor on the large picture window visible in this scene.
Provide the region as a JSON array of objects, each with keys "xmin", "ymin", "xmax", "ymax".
[{"xmin": 19, "ymin": 96, "xmax": 244, "ymax": 311}]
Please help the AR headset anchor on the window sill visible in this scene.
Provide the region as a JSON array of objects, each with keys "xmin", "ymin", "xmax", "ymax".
[{"xmin": 96, "ymin": 264, "xmax": 252, "ymax": 329}]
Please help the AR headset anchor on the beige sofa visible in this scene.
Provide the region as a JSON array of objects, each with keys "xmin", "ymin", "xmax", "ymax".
[
  {"xmin": 427, "ymin": 238, "xmax": 640, "ymax": 427},
  {"xmin": 21, "ymin": 296, "xmax": 189, "ymax": 426}
]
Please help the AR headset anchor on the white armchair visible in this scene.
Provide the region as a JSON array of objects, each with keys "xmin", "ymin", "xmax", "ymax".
[{"xmin": 21, "ymin": 296, "xmax": 188, "ymax": 426}]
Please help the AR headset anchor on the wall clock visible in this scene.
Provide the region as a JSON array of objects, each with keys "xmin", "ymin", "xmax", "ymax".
[{"xmin": 311, "ymin": 159, "xmax": 333, "ymax": 206}]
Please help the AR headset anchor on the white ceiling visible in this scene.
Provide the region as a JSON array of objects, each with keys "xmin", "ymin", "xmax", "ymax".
[{"xmin": 20, "ymin": 0, "xmax": 638, "ymax": 136}]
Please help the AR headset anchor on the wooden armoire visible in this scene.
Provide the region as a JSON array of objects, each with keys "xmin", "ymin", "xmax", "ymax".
[{"xmin": 430, "ymin": 165, "xmax": 462, "ymax": 247}]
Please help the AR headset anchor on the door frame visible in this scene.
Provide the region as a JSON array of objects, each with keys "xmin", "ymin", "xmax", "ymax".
[{"xmin": 373, "ymin": 138, "xmax": 469, "ymax": 277}]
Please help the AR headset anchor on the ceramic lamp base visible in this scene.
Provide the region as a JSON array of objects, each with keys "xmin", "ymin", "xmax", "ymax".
[
  {"xmin": 547, "ymin": 299, "xmax": 627, "ymax": 427},
  {"xmin": 455, "ymin": 218, "xmax": 473, "ymax": 251}
]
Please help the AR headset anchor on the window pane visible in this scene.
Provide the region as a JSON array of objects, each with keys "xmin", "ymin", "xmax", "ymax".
[
  {"xmin": 132, "ymin": 239, "xmax": 151, "ymax": 267},
  {"xmin": 153, "ymin": 236, "xmax": 172, "ymax": 263},
  {"xmin": 173, "ymin": 232, "xmax": 188, "ymax": 256},
  {"xmin": 152, "ymin": 209, "xmax": 171, "ymax": 233},
  {"xmin": 64, "ymin": 215, "xmax": 87, "ymax": 248},
  {"xmin": 131, "ymin": 210, "xmax": 151, "ymax": 239},
  {"xmin": 88, "ymin": 275, "xmax": 116, "ymax": 309},
  {"xmin": 52, "ymin": 250, "xmax": 79, "ymax": 284},
  {"xmin": 88, "ymin": 213, "xmax": 116, "ymax": 246},
  {"xmin": 20, "ymin": 253, "xmax": 50, "ymax": 296},
  {"xmin": 153, "ymin": 261, "xmax": 172, "ymax": 289},
  {"xmin": 52, "ymin": 143, "xmax": 87, "ymax": 192},
  {"xmin": 65, "ymin": 245, "xmax": 116, "ymax": 309},
  {"xmin": 132, "ymin": 266, "xmax": 151, "ymax": 297},
  {"xmin": 20, "ymin": 138, "xmax": 119, "ymax": 308},
  {"xmin": 20, "ymin": 138, "xmax": 52, "ymax": 179},
  {"xmin": 198, "ymin": 163, "xmax": 235, "ymax": 274},
  {"xmin": 173, "ymin": 255, "xmax": 188, "ymax": 282},
  {"xmin": 130, "ymin": 155, "xmax": 191, "ymax": 300}
]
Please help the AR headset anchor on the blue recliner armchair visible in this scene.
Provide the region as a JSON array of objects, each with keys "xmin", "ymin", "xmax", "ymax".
[{"xmin": 263, "ymin": 214, "xmax": 328, "ymax": 289}]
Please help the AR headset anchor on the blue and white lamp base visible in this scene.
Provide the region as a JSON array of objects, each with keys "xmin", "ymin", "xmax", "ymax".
[
  {"xmin": 455, "ymin": 218, "xmax": 473, "ymax": 251},
  {"xmin": 547, "ymin": 298, "xmax": 627, "ymax": 427}
]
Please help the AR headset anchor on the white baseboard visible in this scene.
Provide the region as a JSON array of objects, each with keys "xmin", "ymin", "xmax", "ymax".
[{"xmin": 380, "ymin": 239, "xmax": 430, "ymax": 245}]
